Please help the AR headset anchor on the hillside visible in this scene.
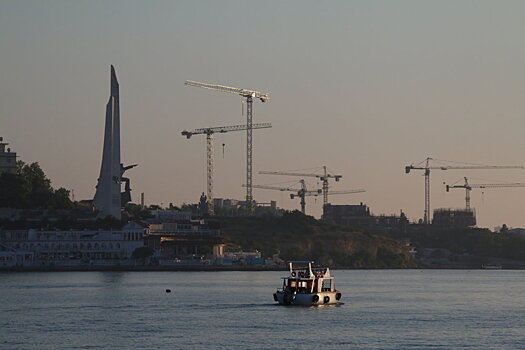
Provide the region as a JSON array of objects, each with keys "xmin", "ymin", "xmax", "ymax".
[{"xmin": 213, "ymin": 211, "xmax": 416, "ymax": 268}]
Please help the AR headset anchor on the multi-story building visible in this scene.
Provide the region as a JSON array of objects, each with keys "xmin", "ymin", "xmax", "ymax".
[
  {"xmin": 144, "ymin": 210, "xmax": 223, "ymax": 263},
  {"xmin": 323, "ymin": 203, "xmax": 406, "ymax": 230},
  {"xmin": 0, "ymin": 222, "xmax": 145, "ymax": 267},
  {"xmin": 213, "ymin": 197, "xmax": 279, "ymax": 217},
  {"xmin": 432, "ymin": 208, "xmax": 476, "ymax": 227},
  {"xmin": 0, "ymin": 209, "xmax": 226, "ymax": 268},
  {"xmin": 0, "ymin": 137, "xmax": 17, "ymax": 174}
]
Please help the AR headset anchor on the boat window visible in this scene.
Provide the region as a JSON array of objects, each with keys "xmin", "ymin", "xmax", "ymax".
[{"xmin": 322, "ymin": 279, "xmax": 331, "ymax": 291}]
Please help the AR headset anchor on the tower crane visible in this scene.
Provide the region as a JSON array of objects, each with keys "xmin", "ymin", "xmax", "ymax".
[
  {"xmin": 446, "ymin": 177, "xmax": 525, "ymax": 211},
  {"xmin": 185, "ymin": 80, "xmax": 269, "ymax": 213},
  {"xmin": 246, "ymin": 180, "xmax": 365, "ymax": 214},
  {"xmin": 259, "ymin": 166, "xmax": 346, "ymax": 207},
  {"xmin": 405, "ymin": 157, "xmax": 523, "ymax": 224},
  {"xmin": 182, "ymin": 123, "xmax": 272, "ymax": 215}
]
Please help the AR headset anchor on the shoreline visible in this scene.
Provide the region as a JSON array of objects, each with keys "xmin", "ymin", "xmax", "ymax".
[
  {"xmin": 0, "ymin": 265, "xmax": 287, "ymax": 273},
  {"xmin": 1, "ymin": 264, "xmax": 524, "ymax": 272}
]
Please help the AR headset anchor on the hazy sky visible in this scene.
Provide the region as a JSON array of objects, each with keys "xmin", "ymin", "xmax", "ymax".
[{"xmin": 2, "ymin": 0, "xmax": 525, "ymax": 228}]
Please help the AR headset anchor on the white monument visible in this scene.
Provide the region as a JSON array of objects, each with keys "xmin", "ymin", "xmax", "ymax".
[{"xmin": 93, "ymin": 66, "xmax": 124, "ymax": 219}]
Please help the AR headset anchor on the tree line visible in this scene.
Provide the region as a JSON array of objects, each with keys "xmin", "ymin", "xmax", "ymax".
[{"xmin": 0, "ymin": 161, "xmax": 73, "ymax": 209}]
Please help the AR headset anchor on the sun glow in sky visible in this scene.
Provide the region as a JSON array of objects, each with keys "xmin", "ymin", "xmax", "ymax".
[{"xmin": 2, "ymin": 0, "xmax": 525, "ymax": 228}]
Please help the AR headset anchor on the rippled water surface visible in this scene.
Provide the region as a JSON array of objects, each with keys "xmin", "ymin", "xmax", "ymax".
[{"xmin": 1, "ymin": 270, "xmax": 525, "ymax": 349}]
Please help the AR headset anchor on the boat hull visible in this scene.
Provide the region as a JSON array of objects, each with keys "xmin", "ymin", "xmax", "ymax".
[{"xmin": 274, "ymin": 291, "xmax": 341, "ymax": 306}]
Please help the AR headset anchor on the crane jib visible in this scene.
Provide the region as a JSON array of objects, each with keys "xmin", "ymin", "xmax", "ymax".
[{"xmin": 184, "ymin": 80, "xmax": 269, "ymax": 101}]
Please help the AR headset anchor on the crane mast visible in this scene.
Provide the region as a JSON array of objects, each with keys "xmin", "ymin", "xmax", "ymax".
[
  {"xmin": 182, "ymin": 123, "xmax": 271, "ymax": 215},
  {"xmin": 185, "ymin": 80, "xmax": 269, "ymax": 214},
  {"xmin": 259, "ymin": 166, "xmax": 345, "ymax": 207},
  {"xmin": 248, "ymin": 180, "xmax": 364, "ymax": 214},
  {"xmin": 246, "ymin": 180, "xmax": 321, "ymax": 214},
  {"xmin": 406, "ymin": 157, "xmax": 523, "ymax": 224},
  {"xmin": 446, "ymin": 177, "xmax": 525, "ymax": 210}
]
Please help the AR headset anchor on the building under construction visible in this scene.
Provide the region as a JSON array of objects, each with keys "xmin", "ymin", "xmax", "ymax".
[
  {"xmin": 322, "ymin": 203, "xmax": 406, "ymax": 230},
  {"xmin": 432, "ymin": 208, "xmax": 476, "ymax": 227}
]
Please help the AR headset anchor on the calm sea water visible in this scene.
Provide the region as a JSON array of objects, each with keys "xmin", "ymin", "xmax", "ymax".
[{"xmin": 1, "ymin": 270, "xmax": 525, "ymax": 349}]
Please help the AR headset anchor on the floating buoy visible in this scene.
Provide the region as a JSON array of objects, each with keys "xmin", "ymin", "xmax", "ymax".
[{"xmin": 165, "ymin": 289, "xmax": 171, "ymax": 293}]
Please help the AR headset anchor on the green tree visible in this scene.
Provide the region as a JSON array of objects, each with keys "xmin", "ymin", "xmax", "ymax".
[
  {"xmin": 51, "ymin": 188, "xmax": 74, "ymax": 209},
  {"xmin": 0, "ymin": 161, "xmax": 73, "ymax": 209},
  {"xmin": 0, "ymin": 172, "xmax": 25, "ymax": 207},
  {"xmin": 124, "ymin": 203, "xmax": 153, "ymax": 220}
]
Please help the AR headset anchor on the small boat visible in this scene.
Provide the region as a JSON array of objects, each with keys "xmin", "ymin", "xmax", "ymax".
[{"xmin": 273, "ymin": 261, "xmax": 342, "ymax": 305}]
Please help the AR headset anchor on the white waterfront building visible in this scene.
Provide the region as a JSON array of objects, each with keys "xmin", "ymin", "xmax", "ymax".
[{"xmin": 0, "ymin": 222, "xmax": 145, "ymax": 267}]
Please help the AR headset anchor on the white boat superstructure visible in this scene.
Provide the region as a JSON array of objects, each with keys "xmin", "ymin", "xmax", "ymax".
[{"xmin": 273, "ymin": 261, "xmax": 342, "ymax": 305}]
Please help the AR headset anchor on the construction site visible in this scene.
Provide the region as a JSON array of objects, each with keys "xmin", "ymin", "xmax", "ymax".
[
  {"xmin": 3, "ymin": 69, "xmax": 525, "ymax": 270},
  {"xmin": 178, "ymin": 80, "xmax": 525, "ymax": 231}
]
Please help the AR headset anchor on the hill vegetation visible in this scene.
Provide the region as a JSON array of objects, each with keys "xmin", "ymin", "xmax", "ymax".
[
  {"xmin": 214, "ymin": 211, "xmax": 416, "ymax": 268},
  {"xmin": 389, "ymin": 224, "xmax": 525, "ymax": 262}
]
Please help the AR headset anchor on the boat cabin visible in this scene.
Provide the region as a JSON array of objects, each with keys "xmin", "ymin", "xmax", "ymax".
[{"xmin": 281, "ymin": 261, "xmax": 335, "ymax": 294}]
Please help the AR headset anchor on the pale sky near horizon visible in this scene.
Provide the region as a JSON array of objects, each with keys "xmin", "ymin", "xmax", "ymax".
[{"xmin": 2, "ymin": 0, "xmax": 525, "ymax": 229}]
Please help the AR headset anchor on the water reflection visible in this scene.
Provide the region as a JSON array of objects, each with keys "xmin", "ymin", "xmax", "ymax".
[{"xmin": 98, "ymin": 271, "xmax": 126, "ymax": 284}]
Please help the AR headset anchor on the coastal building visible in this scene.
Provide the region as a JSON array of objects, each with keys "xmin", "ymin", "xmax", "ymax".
[
  {"xmin": 0, "ymin": 222, "xmax": 145, "ymax": 267},
  {"xmin": 323, "ymin": 203, "xmax": 406, "ymax": 230},
  {"xmin": 143, "ymin": 209, "xmax": 223, "ymax": 264},
  {"xmin": 0, "ymin": 210, "xmax": 227, "ymax": 268},
  {"xmin": 0, "ymin": 244, "xmax": 33, "ymax": 267},
  {"xmin": 93, "ymin": 66, "xmax": 136, "ymax": 220},
  {"xmin": 0, "ymin": 137, "xmax": 17, "ymax": 174},
  {"xmin": 223, "ymin": 250, "xmax": 263, "ymax": 265}
]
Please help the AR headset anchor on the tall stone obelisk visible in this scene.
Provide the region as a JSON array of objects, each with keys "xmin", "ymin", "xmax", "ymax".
[{"xmin": 93, "ymin": 65, "xmax": 122, "ymax": 219}]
